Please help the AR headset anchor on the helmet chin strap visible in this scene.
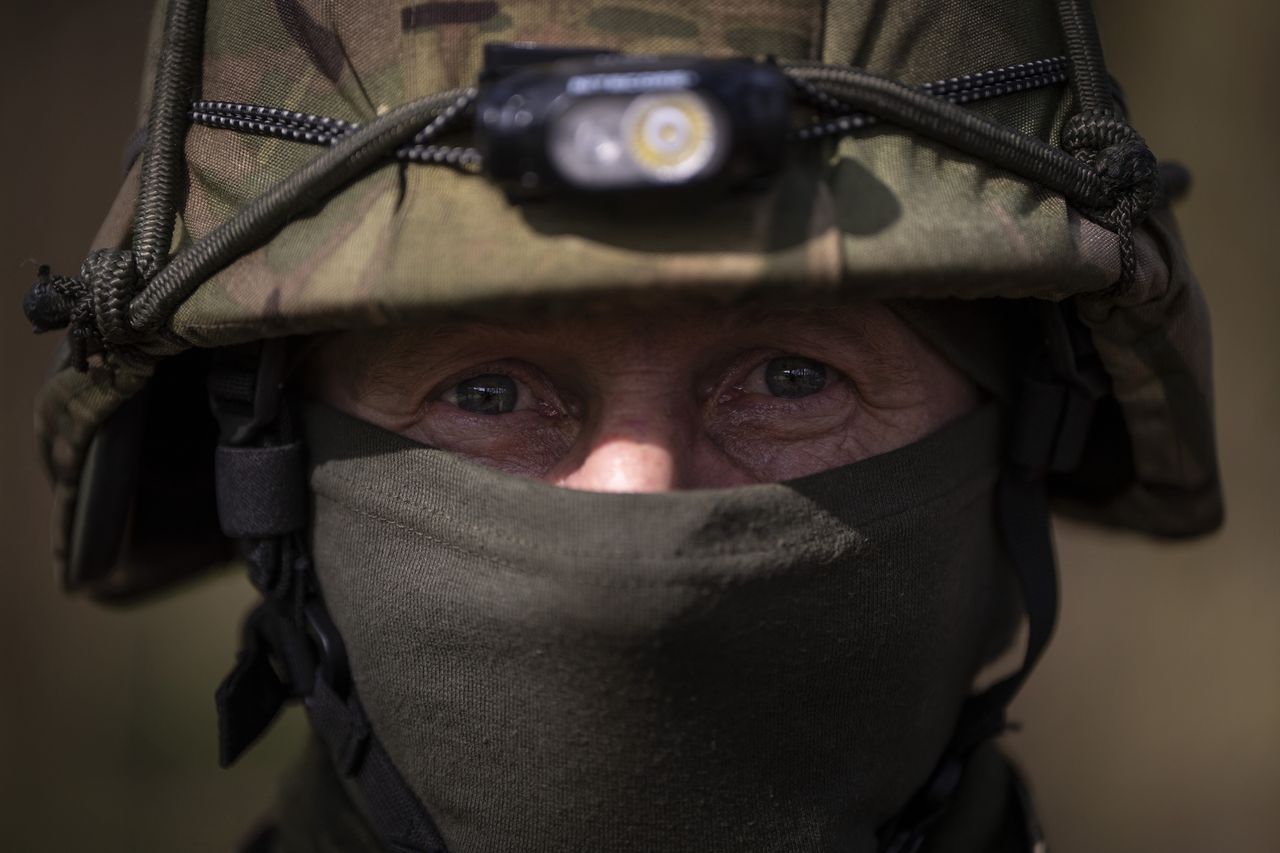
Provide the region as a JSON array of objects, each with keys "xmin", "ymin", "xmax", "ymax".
[
  {"xmin": 879, "ymin": 299, "xmax": 1109, "ymax": 853},
  {"xmin": 209, "ymin": 339, "xmax": 449, "ymax": 853}
]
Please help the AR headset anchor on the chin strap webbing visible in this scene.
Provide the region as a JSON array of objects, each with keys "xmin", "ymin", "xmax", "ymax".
[
  {"xmin": 879, "ymin": 300, "xmax": 1108, "ymax": 853},
  {"xmin": 209, "ymin": 340, "xmax": 449, "ymax": 853}
]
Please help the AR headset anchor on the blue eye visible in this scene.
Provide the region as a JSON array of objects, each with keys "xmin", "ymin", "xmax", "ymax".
[
  {"xmin": 454, "ymin": 374, "xmax": 519, "ymax": 414},
  {"xmin": 765, "ymin": 357, "xmax": 827, "ymax": 398}
]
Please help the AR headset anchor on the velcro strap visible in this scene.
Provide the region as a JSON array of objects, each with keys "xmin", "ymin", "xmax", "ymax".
[
  {"xmin": 1006, "ymin": 377, "xmax": 1067, "ymax": 474},
  {"xmin": 1007, "ymin": 376, "xmax": 1098, "ymax": 476},
  {"xmin": 1049, "ymin": 385, "xmax": 1097, "ymax": 473},
  {"xmin": 215, "ymin": 443, "xmax": 308, "ymax": 537}
]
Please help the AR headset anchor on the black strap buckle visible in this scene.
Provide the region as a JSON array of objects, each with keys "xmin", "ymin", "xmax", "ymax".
[
  {"xmin": 216, "ymin": 602, "xmax": 297, "ymax": 768},
  {"xmin": 216, "ymin": 595, "xmax": 352, "ymax": 767},
  {"xmin": 306, "ymin": 599, "xmax": 351, "ymax": 699}
]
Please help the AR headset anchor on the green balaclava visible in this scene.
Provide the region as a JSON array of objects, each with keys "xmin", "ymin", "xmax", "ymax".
[{"xmin": 298, "ymin": 399, "xmax": 1017, "ymax": 852}]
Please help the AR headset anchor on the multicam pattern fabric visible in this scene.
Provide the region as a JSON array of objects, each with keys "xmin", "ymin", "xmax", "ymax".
[
  {"xmin": 176, "ymin": 0, "xmax": 1097, "ymax": 345},
  {"xmin": 33, "ymin": 0, "xmax": 1222, "ymax": 593}
]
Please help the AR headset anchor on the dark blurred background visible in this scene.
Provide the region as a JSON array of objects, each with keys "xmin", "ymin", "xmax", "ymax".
[{"xmin": 2, "ymin": 1, "xmax": 1277, "ymax": 850}]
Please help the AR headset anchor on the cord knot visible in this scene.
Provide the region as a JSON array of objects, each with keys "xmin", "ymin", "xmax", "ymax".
[
  {"xmin": 83, "ymin": 247, "xmax": 141, "ymax": 341},
  {"xmin": 1063, "ymin": 110, "xmax": 1159, "ymax": 282},
  {"xmin": 22, "ymin": 265, "xmax": 85, "ymax": 333},
  {"xmin": 20, "ymin": 248, "xmax": 140, "ymax": 372}
]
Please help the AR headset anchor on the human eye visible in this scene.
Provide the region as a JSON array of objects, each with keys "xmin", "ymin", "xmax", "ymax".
[
  {"xmin": 415, "ymin": 361, "xmax": 578, "ymax": 474},
  {"xmin": 703, "ymin": 350, "xmax": 855, "ymax": 451},
  {"xmin": 730, "ymin": 354, "xmax": 844, "ymax": 404},
  {"xmin": 439, "ymin": 372, "xmax": 530, "ymax": 415},
  {"xmin": 753, "ymin": 356, "xmax": 828, "ymax": 398}
]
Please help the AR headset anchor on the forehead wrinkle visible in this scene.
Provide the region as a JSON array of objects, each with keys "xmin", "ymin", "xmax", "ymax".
[
  {"xmin": 351, "ymin": 295, "xmax": 923, "ymax": 385},
  {"xmin": 352, "ymin": 324, "xmax": 478, "ymax": 396},
  {"xmin": 716, "ymin": 300, "xmax": 923, "ymax": 378},
  {"xmin": 353, "ymin": 317, "xmax": 584, "ymax": 398}
]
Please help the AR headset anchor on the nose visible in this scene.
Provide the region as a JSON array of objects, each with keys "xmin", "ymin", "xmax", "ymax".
[{"xmin": 558, "ymin": 421, "xmax": 686, "ymax": 493}]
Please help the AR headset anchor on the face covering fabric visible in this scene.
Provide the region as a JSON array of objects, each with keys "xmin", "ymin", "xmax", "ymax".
[{"xmin": 302, "ymin": 401, "xmax": 1017, "ymax": 853}]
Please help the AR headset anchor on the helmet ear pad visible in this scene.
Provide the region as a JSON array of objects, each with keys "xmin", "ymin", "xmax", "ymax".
[
  {"xmin": 890, "ymin": 294, "xmax": 1141, "ymax": 507},
  {"xmin": 65, "ymin": 347, "xmax": 230, "ymax": 601}
]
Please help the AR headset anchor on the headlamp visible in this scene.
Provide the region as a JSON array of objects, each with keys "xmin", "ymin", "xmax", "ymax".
[{"xmin": 476, "ymin": 50, "xmax": 792, "ymax": 198}]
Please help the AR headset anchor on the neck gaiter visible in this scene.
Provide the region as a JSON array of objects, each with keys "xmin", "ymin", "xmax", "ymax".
[{"xmin": 302, "ymin": 401, "xmax": 1016, "ymax": 853}]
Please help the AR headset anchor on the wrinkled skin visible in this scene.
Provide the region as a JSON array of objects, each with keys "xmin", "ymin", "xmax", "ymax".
[{"xmin": 303, "ymin": 297, "xmax": 978, "ymax": 490}]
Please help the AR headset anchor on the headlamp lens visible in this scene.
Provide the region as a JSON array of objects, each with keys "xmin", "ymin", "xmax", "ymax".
[
  {"xmin": 548, "ymin": 92, "xmax": 724, "ymax": 189},
  {"xmin": 547, "ymin": 98, "xmax": 627, "ymax": 187},
  {"xmin": 623, "ymin": 93, "xmax": 719, "ymax": 182}
]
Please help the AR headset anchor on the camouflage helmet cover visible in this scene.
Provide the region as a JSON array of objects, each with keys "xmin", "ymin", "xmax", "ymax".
[{"xmin": 31, "ymin": 0, "xmax": 1221, "ymax": 598}]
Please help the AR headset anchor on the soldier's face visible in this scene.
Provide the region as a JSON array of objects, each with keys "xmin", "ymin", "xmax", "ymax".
[{"xmin": 304, "ymin": 297, "xmax": 977, "ymax": 490}]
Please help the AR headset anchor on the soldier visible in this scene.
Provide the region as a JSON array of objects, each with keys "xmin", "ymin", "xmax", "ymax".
[{"xmin": 22, "ymin": 1, "xmax": 1221, "ymax": 851}]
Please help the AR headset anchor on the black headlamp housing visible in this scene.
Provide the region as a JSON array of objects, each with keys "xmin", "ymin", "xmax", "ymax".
[{"xmin": 476, "ymin": 48, "xmax": 793, "ymax": 199}]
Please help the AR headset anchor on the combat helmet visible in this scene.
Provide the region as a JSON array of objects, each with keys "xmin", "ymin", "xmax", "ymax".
[{"xmin": 23, "ymin": 1, "xmax": 1222, "ymax": 850}]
